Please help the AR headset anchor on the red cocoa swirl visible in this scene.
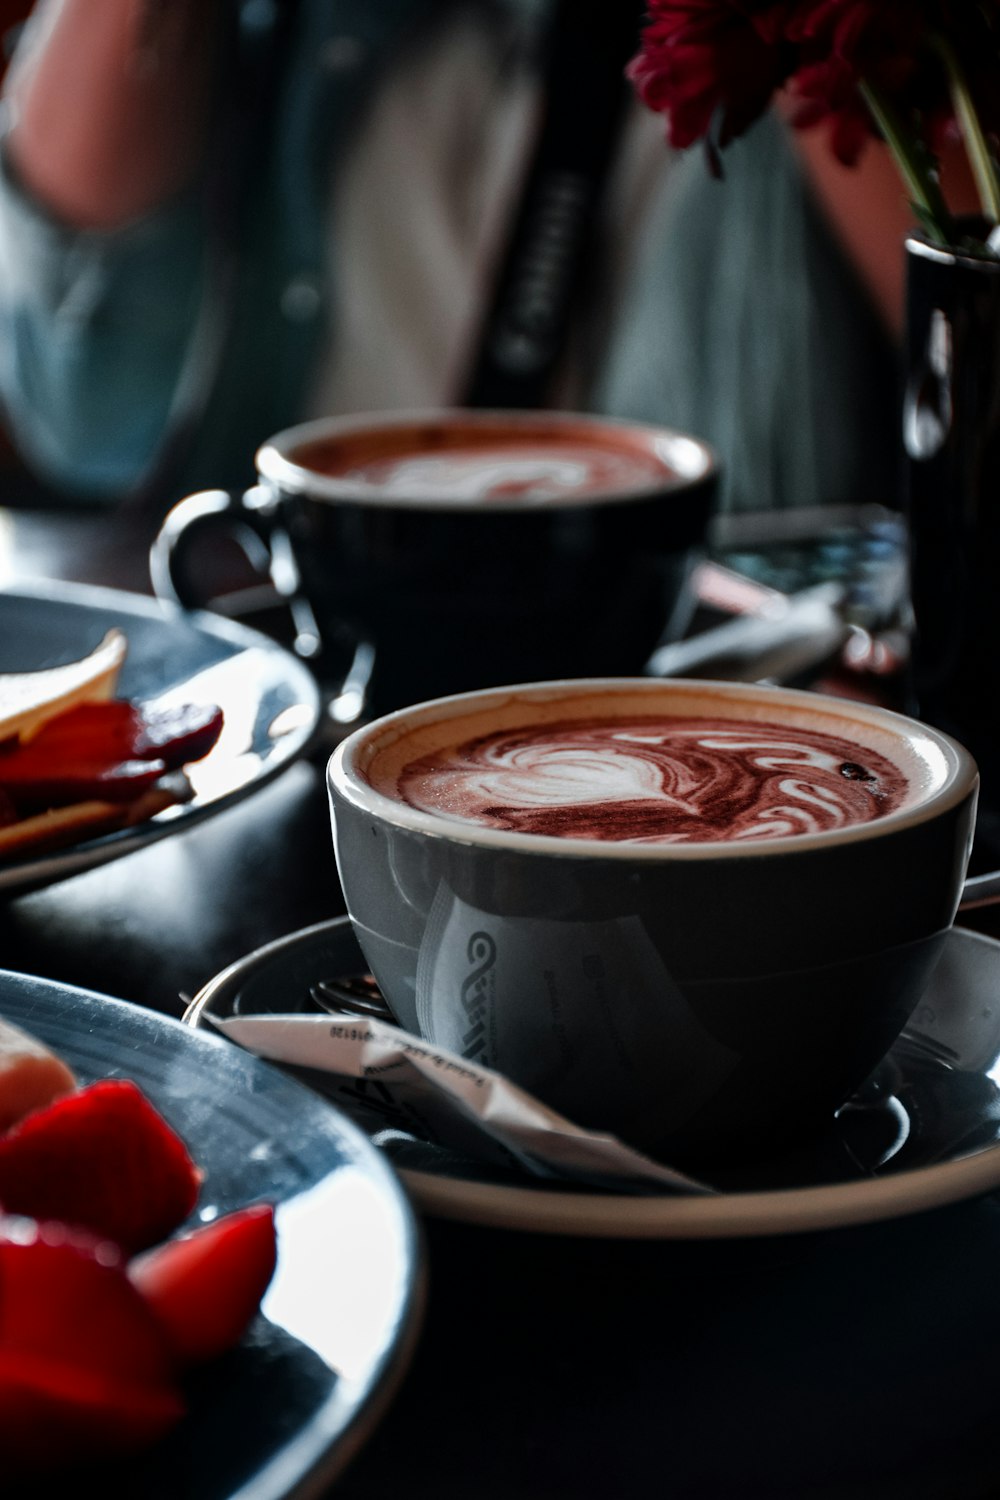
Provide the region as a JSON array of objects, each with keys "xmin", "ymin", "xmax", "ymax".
[{"xmin": 395, "ymin": 716, "xmax": 910, "ymax": 843}]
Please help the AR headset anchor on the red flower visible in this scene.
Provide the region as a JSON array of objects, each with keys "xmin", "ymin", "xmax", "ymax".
[
  {"xmin": 629, "ymin": 0, "xmax": 1000, "ymax": 247},
  {"xmin": 629, "ymin": 0, "xmax": 978, "ymax": 165},
  {"xmin": 782, "ymin": 2, "xmax": 939, "ymax": 163},
  {"xmin": 628, "ymin": 3, "xmax": 798, "ymax": 167}
]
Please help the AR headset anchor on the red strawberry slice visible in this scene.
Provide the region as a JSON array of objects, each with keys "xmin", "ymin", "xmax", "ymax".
[
  {"xmin": 0, "ymin": 1217, "xmax": 184, "ymax": 1469},
  {"xmin": 0, "ymin": 787, "xmax": 16, "ymax": 828},
  {"xmin": 134, "ymin": 701, "xmax": 226, "ymax": 769},
  {"xmin": 131, "ymin": 1203, "xmax": 277, "ymax": 1366},
  {"xmin": 0, "ymin": 1081, "xmax": 202, "ymax": 1253},
  {"xmin": 0, "ymin": 699, "xmax": 224, "ymax": 813},
  {"xmin": 0, "ymin": 751, "xmax": 169, "ymax": 812},
  {"xmin": 29, "ymin": 699, "xmax": 225, "ymax": 770},
  {"xmin": 23, "ymin": 699, "xmax": 143, "ymax": 761}
]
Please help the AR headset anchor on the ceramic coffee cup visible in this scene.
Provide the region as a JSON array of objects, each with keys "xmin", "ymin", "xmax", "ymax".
[
  {"xmin": 150, "ymin": 410, "xmax": 716, "ymax": 720},
  {"xmin": 327, "ymin": 677, "xmax": 978, "ymax": 1166}
]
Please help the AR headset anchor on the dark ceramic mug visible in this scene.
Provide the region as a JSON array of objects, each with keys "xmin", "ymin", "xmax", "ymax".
[
  {"xmin": 328, "ymin": 677, "xmax": 978, "ymax": 1167},
  {"xmin": 149, "ymin": 410, "xmax": 717, "ymax": 721}
]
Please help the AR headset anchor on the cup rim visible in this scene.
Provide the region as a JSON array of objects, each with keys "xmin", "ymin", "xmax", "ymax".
[
  {"xmin": 328, "ymin": 677, "xmax": 979, "ymax": 861},
  {"xmin": 255, "ymin": 408, "xmax": 717, "ymax": 511},
  {"xmin": 905, "ymin": 230, "xmax": 1000, "ymax": 273}
]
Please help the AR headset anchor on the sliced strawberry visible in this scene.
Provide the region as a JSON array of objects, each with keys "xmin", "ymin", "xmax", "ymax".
[
  {"xmin": 0, "ymin": 1217, "xmax": 184, "ymax": 1469},
  {"xmin": 0, "ymin": 786, "xmax": 16, "ymax": 828},
  {"xmin": 130, "ymin": 1203, "xmax": 277, "ymax": 1366},
  {"xmin": 0, "ymin": 1081, "xmax": 202, "ymax": 1253},
  {"xmin": 29, "ymin": 699, "xmax": 224, "ymax": 770},
  {"xmin": 134, "ymin": 701, "xmax": 225, "ymax": 769},
  {"xmin": 0, "ymin": 750, "xmax": 168, "ymax": 812},
  {"xmin": 0, "ymin": 698, "xmax": 224, "ymax": 814},
  {"xmin": 23, "ymin": 699, "xmax": 143, "ymax": 761}
]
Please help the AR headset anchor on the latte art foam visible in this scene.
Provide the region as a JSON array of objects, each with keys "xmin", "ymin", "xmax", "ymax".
[
  {"xmin": 324, "ymin": 445, "xmax": 668, "ymax": 500},
  {"xmin": 394, "ymin": 716, "xmax": 910, "ymax": 843}
]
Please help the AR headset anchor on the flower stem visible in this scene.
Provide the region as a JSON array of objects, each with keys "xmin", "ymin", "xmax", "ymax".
[
  {"xmin": 860, "ymin": 80, "xmax": 953, "ymax": 246},
  {"xmin": 931, "ymin": 32, "xmax": 1000, "ymax": 228}
]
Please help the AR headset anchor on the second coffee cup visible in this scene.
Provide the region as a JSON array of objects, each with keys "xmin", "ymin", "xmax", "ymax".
[{"xmin": 150, "ymin": 409, "xmax": 717, "ymax": 719}]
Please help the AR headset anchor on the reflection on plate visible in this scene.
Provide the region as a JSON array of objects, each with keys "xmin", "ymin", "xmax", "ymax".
[
  {"xmin": 0, "ymin": 969, "xmax": 424, "ymax": 1500},
  {"xmin": 0, "ymin": 581, "xmax": 321, "ymax": 896},
  {"xmin": 187, "ymin": 918, "xmax": 1000, "ymax": 1240}
]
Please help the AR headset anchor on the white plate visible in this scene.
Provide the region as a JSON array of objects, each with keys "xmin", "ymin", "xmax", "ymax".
[
  {"xmin": 0, "ymin": 581, "xmax": 321, "ymax": 895},
  {"xmin": 0, "ymin": 969, "xmax": 424, "ymax": 1498},
  {"xmin": 187, "ymin": 918, "xmax": 1000, "ymax": 1239}
]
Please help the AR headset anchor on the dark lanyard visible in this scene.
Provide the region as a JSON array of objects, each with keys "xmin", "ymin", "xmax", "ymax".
[{"xmin": 461, "ymin": 0, "xmax": 646, "ymax": 410}]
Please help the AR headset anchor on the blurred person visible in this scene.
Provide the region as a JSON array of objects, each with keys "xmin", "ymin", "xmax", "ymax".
[{"xmin": 0, "ymin": 0, "xmax": 901, "ymax": 515}]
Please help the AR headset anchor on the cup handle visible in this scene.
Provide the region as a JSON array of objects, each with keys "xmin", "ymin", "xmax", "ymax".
[
  {"xmin": 149, "ymin": 486, "xmax": 323, "ymax": 661},
  {"xmin": 149, "ymin": 487, "xmax": 377, "ymax": 725}
]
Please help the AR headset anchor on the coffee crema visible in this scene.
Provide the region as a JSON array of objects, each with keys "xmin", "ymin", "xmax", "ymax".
[
  {"xmin": 325, "ymin": 445, "xmax": 670, "ymax": 500},
  {"xmin": 393, "ymin": 716, "xmax": 910, "ymax": 843},
  {"xmin": 287, "ymin": 419, "xmax": 678, "ymax": 502}
]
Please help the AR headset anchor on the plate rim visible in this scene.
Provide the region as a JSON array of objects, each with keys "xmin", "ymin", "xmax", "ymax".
[
  {"xmin": 0, "ymin": 580, "xmax": 322, "ymax": 894},
  {"xmin": 398, "ymin": 1130, "xmax": 1000, "ymax": 1239},
  {"xmin": 0, "ymin": 966, "xmax": 426, "ymax": 1498},
  {"xmin": 186, "ymin": 919, "xmax": 1000, "ymax": 1240}
]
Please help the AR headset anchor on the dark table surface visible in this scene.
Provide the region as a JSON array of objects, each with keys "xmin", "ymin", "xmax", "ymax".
[{"xmin": 3, "ymin": 502, "xmax": 1000, "ymax": 1500}]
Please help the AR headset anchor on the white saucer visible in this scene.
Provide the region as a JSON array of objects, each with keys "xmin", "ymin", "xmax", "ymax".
[{"xmin": 188, "ymin": 920, "xmax": 1000, "ymax": 1239}]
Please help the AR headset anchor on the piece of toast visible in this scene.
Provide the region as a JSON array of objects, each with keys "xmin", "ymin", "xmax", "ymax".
[
  {"xmin": 0, "ymin": 631, "xmax": 223, "ymax": 866},
  {"xmin": 0, "ymin": 629, "xmax": 145, "ymax": 863},
  {"xmin": 0, "ymin": 629, "xmax": 126, "ymax": 744},
  {"xmin": 0, "ymin": 787, "xmax": 178, "ymax": 861}
]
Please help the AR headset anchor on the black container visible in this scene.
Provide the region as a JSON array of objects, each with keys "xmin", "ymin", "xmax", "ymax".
[{"xmin": 903, "ymin": 232, "xmax": 1000, "ymax": 871}]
